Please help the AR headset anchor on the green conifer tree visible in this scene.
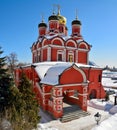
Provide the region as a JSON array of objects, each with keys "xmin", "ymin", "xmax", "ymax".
[
  {"xmin": 0, "ymin": 47, "xmax": 12, "ymax": 116},
  {"xmin": 12, "ymin": 73, "xmax": 40, "ymax": 130}
]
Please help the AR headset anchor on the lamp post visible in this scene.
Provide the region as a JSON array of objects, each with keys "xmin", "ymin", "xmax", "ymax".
[{"xmin": 94, "ymin": 112, "xmax": 101, "ymax": 125}]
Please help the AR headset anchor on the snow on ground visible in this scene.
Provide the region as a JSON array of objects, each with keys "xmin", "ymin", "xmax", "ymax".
[
  {"xmin": 102, "ymin": 77, "xmax": 117, "ymax": 88},
  {"xmin": 36, "ymin": 95, "xmax": 117, "ymax": 130},
  {"xmin": 34, "ymin": 70, "xmax": 117, "ymax": 130},
  {"xmin": 91, "ymin": 113, "xmax": 117, "ymax": 130},
  {"xmin": 37, "ymin": 108, "xmax": 109, "ymax": 130}
]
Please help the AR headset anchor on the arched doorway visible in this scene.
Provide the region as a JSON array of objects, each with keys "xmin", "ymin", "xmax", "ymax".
[{"xmin": 89, "ymin": 89, "xmax": 97, "ymax": 99}]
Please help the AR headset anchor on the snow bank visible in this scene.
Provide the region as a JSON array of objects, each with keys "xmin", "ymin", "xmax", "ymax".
[
  {"xmin": 88, "ymin": 99, "xmax": 106, "ymax": 110},
  {"xmin": 102, "ymin": 77, "xmax": 117, "ymax": 88},
  {"xmin": 109, "ymin": 105, "xmax": 117, "ymax": 114},
  {"xmin": 36, "ymin": 124, "xmax": 58, "ymax": 130},
  {"xmin": 104, "ymin": 103, "xmax": 113, "ymax": 111},
  {"xmin": 91, "ymin": 113, "xmax": 117, "ymax": 130}
]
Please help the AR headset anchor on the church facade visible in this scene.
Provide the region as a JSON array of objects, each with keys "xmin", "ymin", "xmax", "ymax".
[{"xmin": 15, "ymin": 7, "xmax": 106, "ymax": 118}]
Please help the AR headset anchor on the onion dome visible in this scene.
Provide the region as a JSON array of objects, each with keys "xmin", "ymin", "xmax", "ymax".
[
  {"xmin": 72, "ymin": 10, "xmax": 81, "ymax": 25},
  {"xmin": 57, "ymin": 15, "xmax": 66, "ymax": 25},
  {"xmin": 57, "ymin": 6, "xmax": 66, "ymax": 25},
  {"xmin": 48, "ymin": 12, "xmax": 59, "ymax": 21},
  {"xmin": 72, "ymin": 19, "xmax": 81, "ymax": 25},
  {"xmin": 38, "ymin": 16, "xmax": 47, "ymax": 28},
  {"xmin": 38, "ymin": 22, "xmax": 47, "ymax": 28}
]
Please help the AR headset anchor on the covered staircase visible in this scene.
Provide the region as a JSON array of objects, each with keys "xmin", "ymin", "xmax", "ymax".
[{"xmin": 60, "ymin": 103, "xmax": 90, "ymax": 122}]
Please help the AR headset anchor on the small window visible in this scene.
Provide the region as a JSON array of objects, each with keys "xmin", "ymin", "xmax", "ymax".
[
  {"xmin": 68, "ymin": 55, "xmax": 73, "ymax": 62},
  {"xmin": 58, "ymin": 54, "xmax": 62, "ymax": 61},
  {"xmin": 57, "ymin": 50, "xmax": 63, "ymax": 61}
]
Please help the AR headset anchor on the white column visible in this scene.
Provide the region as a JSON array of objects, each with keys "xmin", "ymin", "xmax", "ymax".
[
  {"xmin": 47, "ymin": 46, "xmax": 51, "ymax": 61},
  {"xmin": 63, "ymin": 49, "xmax": 66, "ymax": 62},
  {"xmin": 76, "ymin": 50, "xmax": 78, "ymax": 63},
  {"xmin": 41, "ymin": 49, "xmax": 43, "ymax": 62}
]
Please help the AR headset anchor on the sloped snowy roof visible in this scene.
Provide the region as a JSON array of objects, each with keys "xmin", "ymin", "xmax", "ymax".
[
  {"xmin": 33, "ymin": 61, "xmax": 101, "ymax": 85},
  {"xmin": 40, "ymin": 62, "xmax": 72, "ymax": 85},
  {"xmin": 37, "ymin": 34, "xmax": 71, "ymax": 42},
  {"xmin": 34, "ymin": 62, "xmax": 59, "ymax": 80}
]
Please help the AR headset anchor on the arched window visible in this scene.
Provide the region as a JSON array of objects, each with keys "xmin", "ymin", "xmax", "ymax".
[
  {"xmin": 68, "ymin": 51, "xmax": 74, "ymax": 62},
  {"xmin": 57, "ymin": 50, "xmax": 63, "ymax": 61}
]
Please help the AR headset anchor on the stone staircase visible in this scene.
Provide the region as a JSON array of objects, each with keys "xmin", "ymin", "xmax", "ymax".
[{"xmin": 60, "ymin": 104, "xmax": 90, "ymax": 122}]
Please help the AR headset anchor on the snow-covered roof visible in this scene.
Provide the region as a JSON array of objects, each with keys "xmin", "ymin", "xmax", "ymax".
[
  {"xmin": 40, "ymin": 62, "xmax": 72, "ymax": 85},
  {"xmin": 33, "ymin": 61, "xmax": 101, "ymax": 85},
  {"xmin": 34, "ymin": 62, "xmax": 58, "ymax": 80}
]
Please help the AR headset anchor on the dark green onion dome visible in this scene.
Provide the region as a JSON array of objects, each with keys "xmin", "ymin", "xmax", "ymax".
[
  {"xmin": 48, "ymin": 13, "xmax": 59, "ymax": 21},
  {"xmin": 72, "ymin": 19, "xmax": 81, "ymax": 25},
  {"xmin": 38, "ymin": 22, "xmax": 47, "ymax": 28}
]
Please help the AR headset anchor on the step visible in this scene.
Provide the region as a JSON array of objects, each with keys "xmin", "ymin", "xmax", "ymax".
[
  {"xmin": 62, "ymin": 111, "xmax": 89, "ymax": 119},
  {"xmin": 60, "ymin": 111, "xmax": 90, "ymax": 123}
]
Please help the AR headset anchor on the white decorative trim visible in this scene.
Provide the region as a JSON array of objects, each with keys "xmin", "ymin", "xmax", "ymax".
[
  {"xmin": 73, "ymin": 64, "xmax": 87, "ymax": 82},
  {"xmin": 57, "ymin": 88, "xmax": 62, "ymax": 96},
  {"xmin": 78, "ymin": 48, "xmax": 89, "ymax": 52},
  {"xmin": 57, "ymin": 105, "xmax": 62, "ymax": 111},
  {"xmin": 52, "ymin": 88, "xmax": 56, "ymax": 96},
  {"xmin": 68, "ymin": 51, "xmax": 74, "ymax": 62},
  {"xmin": 76, "ymin": 50, "xmax": 78, "ymax": 62},
  {"xmin": 63, "ymin": 49, "xmax": 66, "ymax": 61},
  {"xmin": 47, "ymin": 46, "xmax": 51, "ymax": 61},
  {"xmin": 52, "ymin": 96, "xmax": 63, "ymax": 100},
  {"xmin": 43, "ymin": 99, "xmax": 46, "ymax": 104},
  {"xmin": 66, "ymin": 39, "xmax": 77, "ymax": 48},
  {"xmin": 42, "ymin": 45, "xmax": 49, "ymax": 49},
  {"xmin": 50, "ymin": 44, "xmax": 65, "ymax": 49},
  {"xmin": 78, "ymin": 93, "xmax": 88, "ymax": 96},
  {"xmin": 66, "ymin": 46, "xmax": 77, "ymax": 50},
  {"xmin": 57, "ymin": 50, "xmax": 64, "ymax": 61},
  {"xmin": 55, "ymin": 82, "xmax": 88, "ymax": 87},
  {"xmin": 83, "ymin": 95, "xmax": 87, "ymax": 106},
  {"xmin": 51, "ymin": 37, "xmax": 64, "ymax": 46},
  {"xmin": 32, "ymin": 50, "xmax": 37, "ymax": 53},
  {"xmin": 79, "ymin": 42, "xmax": 88, "ymax": 49},
  {"xmin": 57, "ymin": 99, "xmax": 62, "ymax": 104},
  {"xmin": 42, "ymin": 39, "xmax": 47, "ymax": 47},
  {"xmin": 41, "ymin": 48, "xmax": 43, "ymax": 61}
]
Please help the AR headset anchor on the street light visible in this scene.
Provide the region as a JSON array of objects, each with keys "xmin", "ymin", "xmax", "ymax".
[{"xmin": 94, "ymin": 112, "xmax": 101, "ymax": 125}]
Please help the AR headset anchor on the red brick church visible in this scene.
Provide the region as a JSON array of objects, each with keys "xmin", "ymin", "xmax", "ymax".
[{"xmin": 15, "ymin": 7, "xmax": 106, "ymax": 118}]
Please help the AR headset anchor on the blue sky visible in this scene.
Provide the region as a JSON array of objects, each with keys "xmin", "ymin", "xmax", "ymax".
[{"xmin": 0, "ymin": 0, "xmax": 117, "ymax": 67}]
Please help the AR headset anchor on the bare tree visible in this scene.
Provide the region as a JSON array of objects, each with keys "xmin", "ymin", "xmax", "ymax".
[{"xmin": 7, "ymin": 53, "xmax": 18, "ymax": 76}]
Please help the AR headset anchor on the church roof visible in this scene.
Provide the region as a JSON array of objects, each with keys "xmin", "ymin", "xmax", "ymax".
[
  {"xmin": 72, "ymin": 19, "xmax": 81, "ymax": 25},
  {"xmin": 33, "ymin": 61, "xmax": 101, "ymax": 85}
]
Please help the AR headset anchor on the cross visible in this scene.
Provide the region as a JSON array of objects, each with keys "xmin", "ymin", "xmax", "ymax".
[{"xmin": 54, "ymin": 4, "xmax": 61, "ymax": 15}]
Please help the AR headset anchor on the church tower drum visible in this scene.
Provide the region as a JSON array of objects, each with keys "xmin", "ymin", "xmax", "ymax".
[
  {"xmin": 38, "ymin": 19, "xmax": 47, "ymax": 37},
  {"xmin": 72, "ymin": 12, "xmax": 82, "ymax": 39}
]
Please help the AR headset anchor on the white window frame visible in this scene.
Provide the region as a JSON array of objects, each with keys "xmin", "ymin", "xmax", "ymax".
[
  {"xmin": 57, "ymin": 50, "xmax": 63, "ymax": 61},
  {"xmin": 68, "ymin": 51, "xmax": 74, "ymax": 62}
]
